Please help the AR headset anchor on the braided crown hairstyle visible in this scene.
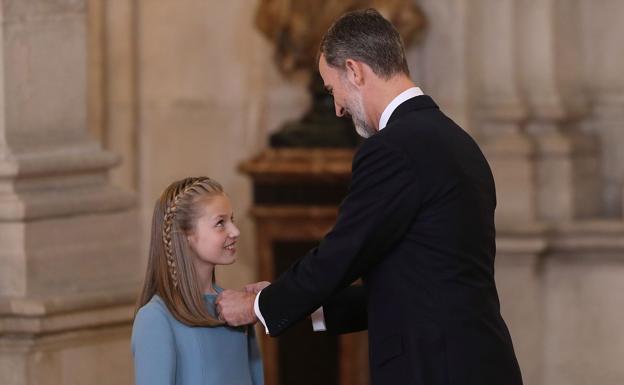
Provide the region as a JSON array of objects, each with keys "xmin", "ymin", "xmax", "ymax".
[{"xmin": 136, "ymin": 176, "xmax": 225, "ymax": 326}]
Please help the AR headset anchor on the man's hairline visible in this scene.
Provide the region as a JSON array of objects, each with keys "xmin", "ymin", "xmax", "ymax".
[{"xmin": 318, "ymin": 54, "xmax": 408, "ymax": 83}]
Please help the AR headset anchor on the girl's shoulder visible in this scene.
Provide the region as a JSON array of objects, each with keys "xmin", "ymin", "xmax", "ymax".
[
  {"xmin": 131, "ymin": 295, "xmax": 177, "ymax": 352},
  {"xmin": 133, "ymin": 295, "xmax": 173, "ymax": 329}
]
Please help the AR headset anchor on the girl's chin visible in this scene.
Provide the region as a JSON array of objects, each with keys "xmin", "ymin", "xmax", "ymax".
[
  {"xmin": 220, "ymin": 254, "xmax": 237, "ymax": 265},
  {"xmin": 195, "ymin": 254, "xmax": 236, "ymax": 266}
]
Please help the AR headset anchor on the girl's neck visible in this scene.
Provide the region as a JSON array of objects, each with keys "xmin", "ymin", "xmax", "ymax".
[{"xmin": 194, "ymin": 262, "xmax": 217, "ymax": 294}]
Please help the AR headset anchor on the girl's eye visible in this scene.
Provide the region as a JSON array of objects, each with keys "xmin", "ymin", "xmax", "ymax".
[{"xmin": 216, "ymin": 220, "xmax": 224, "ymax": 228}]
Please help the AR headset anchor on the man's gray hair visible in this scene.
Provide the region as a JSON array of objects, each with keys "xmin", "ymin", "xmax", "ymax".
[{"xmin": 319, "ymin": 8, "xmax": 409, "ymax": 78}]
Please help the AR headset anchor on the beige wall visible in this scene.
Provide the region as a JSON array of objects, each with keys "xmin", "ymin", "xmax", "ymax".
[{"xmin": 89, "ymin": 0, "xmax": 310, "ymax": 289}]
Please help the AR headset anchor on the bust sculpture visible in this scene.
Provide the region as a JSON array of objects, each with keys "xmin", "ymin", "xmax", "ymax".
[{"xmin": 255, "ymin": 0, "xmax": 426, "ymax": 147}]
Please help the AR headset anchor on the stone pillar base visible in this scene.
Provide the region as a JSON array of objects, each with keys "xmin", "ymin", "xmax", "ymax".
[
  {"xmin": 529, "ymin": 127, "xmax": 602, "ymax": 221},
  {"xmin": 480, "ymin": 128, "xmax": 537, "ymax": 225},
  {"xmin": 0, "ymin": 287, "xmax": 137, "ymax": 385}
]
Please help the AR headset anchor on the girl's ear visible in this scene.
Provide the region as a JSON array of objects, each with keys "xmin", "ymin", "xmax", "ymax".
[{"xmin": 186, "ymin": 233, "xmax": 195, "ymax": 248}]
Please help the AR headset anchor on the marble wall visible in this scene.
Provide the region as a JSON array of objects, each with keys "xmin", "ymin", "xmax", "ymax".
[{"xmin": 89, "ymin": 0, "xmax": 311, "ymax": 286}]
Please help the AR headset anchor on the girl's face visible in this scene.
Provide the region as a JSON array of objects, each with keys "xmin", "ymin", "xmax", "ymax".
[{"xmin": 187, "ymin": 194, "xmax": 240, "ymax": 268}]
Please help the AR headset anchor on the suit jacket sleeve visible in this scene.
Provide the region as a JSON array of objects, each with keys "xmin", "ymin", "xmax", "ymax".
[
  {"xmin": 323, "ymin": 284, "xmax": 368, "ymax": 334},
  {"xmin": 259, "ymin": 136, "xmax": 421, "ymax": 336}
]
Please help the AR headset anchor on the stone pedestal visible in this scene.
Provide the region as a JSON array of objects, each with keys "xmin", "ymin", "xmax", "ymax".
[
  {"xmin": 495, "ymin": 220, "xmax": 624, "ymax": 385},
  {"xmin": 240, "ymin": 149, "xmax": 369, "ymax": 385},
  {"xmin": 0, "ymin": 1, "xmax": 140, "ymax": 384},
  {"xmin": 543, "ymin": 221, "xmax": 624, "ymax": 385}
]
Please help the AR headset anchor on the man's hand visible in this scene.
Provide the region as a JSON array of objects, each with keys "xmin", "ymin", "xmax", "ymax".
[
  {"xmin": 215, "ymin": 289, "xmax": 257, "ymax": 327},
  {"xmin": 244, "ymin": 281, "xmax": 271, "ymax": 294}
]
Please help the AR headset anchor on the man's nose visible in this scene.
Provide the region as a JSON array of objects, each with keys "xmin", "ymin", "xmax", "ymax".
[{"xmin": 334, "ymin": 101, "xmax": 345, "ymax": 117}]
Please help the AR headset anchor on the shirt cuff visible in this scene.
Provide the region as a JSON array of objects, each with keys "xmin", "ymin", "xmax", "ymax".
[
  {"xmin": 311, "ymin": 307, "xmax": 326, "ymax": 332},
  {"xmin": 254, "ymin": 290, "xmax": 269, "ymax": 335}
]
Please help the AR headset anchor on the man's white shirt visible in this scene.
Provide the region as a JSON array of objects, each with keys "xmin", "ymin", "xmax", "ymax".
[
  {"xmin": 254, "ymin": 86, "xmax": 424, "ymax": 334},
  {"xmin": 378, "ymin": 87, "xmax": 423, "ymax": 130}
]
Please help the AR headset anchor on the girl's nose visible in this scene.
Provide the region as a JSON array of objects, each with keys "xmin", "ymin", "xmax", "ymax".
[{"xmin": 229, "ymin": 223, "xmax": 241, "ymax": 238}]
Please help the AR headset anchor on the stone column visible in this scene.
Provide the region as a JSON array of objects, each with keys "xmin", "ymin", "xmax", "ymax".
[
  {"xmin": 579, "ymin": 0, "xmax": 624, "ymax": 219},
  {"xmin": 412, "ymin": 0, "xmax": 472, "ymax": 131},
  {"xmin": 519, "ymin": 0, "xmax": 601, "ymax": 221},
  {"xmin": 0, "ymin": 1, "xmax": 140, "ymax": 384},
  {"xmin": 88, "ymin": 0, "xmax": 139, "ymax": 191},
  {"xmin": 588, "ymin": 92, "xmax": 624, "ymax": 218},
  {"xmin": 473, "ymin": 3, "xmax": 546, "ymax": 384},
  {"xmin": 475, "ymin": 0, "xmax": 537, "ymax": 226}
]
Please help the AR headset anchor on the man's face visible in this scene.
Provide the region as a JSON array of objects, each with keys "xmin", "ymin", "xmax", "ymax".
[{"xmin": 318, "ymin": 54, "xmax": 377, "ymax": 138}]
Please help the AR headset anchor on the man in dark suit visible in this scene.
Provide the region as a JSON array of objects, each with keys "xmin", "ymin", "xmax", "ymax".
[{"xmin": 216, "ymin": 8, "xmax": 523, "ymax": 385}]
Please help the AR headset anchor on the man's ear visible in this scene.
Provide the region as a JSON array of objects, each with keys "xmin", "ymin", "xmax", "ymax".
[{"xmin": 344, "ymin": 59, "xmax": 365, "ymax": 87}]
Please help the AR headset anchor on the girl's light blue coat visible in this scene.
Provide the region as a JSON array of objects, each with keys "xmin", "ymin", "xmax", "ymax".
[{"xmin": 131, "ymin": 289, "xmax": 263, "ymax": 385}]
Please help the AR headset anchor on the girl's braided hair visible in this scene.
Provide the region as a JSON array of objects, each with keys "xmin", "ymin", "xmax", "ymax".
[{"xmin": 136, "ymin": 176, "xmax": 226, "ymax": 326}]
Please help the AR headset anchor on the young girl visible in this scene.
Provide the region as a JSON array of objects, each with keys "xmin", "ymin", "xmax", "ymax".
[{"xmin": 131, "ymin": 176, "xmax": 263, "ymax": 385}]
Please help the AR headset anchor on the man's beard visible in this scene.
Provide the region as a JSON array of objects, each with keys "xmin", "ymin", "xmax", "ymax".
[{"xmin": 345, "ymin": 85, "xmax": 377, "ymax": 139}]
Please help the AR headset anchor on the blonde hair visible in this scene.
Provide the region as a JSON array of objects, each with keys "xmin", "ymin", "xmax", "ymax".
[{"xmin": 136, "ymin": 176, "xmax": 226, "ymax": 326}]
